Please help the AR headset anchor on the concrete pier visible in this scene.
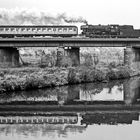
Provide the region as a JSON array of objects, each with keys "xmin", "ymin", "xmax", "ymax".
[
  {"xmin": 64, "ymin": 47, "xmax": 80, "ymax": 66},
  {"xmin": 0, "ymin": 47, "xmax": 19, "ymax": 67},
  {"xmin": 123, "ymin": 77, "xmax": 140, "ymax": 105},
  {"xmin": 124, "ymin": 47, "xmax": 140, "ymax": 72},
  {"xmin": 56, "ymin": 47, "xmax": 80, "ymax": 67}
]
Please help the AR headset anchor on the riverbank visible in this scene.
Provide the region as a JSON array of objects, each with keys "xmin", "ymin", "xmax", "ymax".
[{"xmin": 0, "ymin": 65, "xmax": 138, "ymax": 93}]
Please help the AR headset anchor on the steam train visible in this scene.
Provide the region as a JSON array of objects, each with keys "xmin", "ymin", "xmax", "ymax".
[
  {"xmin": 80, "ymin": 24, "xmax": 140, "ymax": 38},
  {"xmin": 0, "ymin": 24, "xmax": 140, "ymax": 38}
]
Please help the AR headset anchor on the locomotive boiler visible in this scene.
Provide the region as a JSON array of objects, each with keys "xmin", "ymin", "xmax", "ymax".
[{"xmin": 80, "ymin": 24, "xmax": 140, "ymax": 38}]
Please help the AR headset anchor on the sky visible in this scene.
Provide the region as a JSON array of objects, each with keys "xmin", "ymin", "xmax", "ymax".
[{"xmin": 0, "ymin": 0, "xmax": 140, "ymax": 28}]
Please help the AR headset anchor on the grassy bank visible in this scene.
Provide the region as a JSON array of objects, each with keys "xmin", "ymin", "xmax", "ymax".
[{"xmin": 0, "ymin": 65, "xmax": 136, "ymax": 94}]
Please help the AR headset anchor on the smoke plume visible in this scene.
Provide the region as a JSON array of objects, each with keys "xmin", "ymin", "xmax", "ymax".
[{"xmin": 0, "ymin": 8, "xmax": 87, "ymax": 25}]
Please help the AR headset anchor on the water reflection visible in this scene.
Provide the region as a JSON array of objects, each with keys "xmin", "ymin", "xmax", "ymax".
[
  {"xmin": 0, "ymin": 80, "xmax": 125, "ymax": 105},
  {"xmin": 1, "ymin": 77, "xmax": 140, "ymax": 139},
  {"xmin": 1, "ymin": 76, "xmax": 140, "ymax": 106},
  {"xmin": 0, "ymin": 112, "xmax": 140, "ymax": 140},
  {"xmin": 123, "ymin": 77, "xmax": 140, "ymax": 105},
  {"xmin": 1, "ymin": 77, "xmax": 140, "ymax": 105},
  {"xmin": 0, "ymin": 113, "xmax": 85, "ymax": 139},
  {"xmin": 79, "ymin": 85, "xmax": 123, "ymax": 101}
]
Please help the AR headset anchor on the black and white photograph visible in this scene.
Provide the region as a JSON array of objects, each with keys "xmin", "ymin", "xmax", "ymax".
[{"xmin": 0, "ymin": 0, "xmax": 140, "ymax": 140}]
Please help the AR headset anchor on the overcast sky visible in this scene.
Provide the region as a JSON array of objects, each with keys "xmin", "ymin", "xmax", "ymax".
[{"xmin": 0, "ymin": 0, "xmax": 140, "ymax": 28}]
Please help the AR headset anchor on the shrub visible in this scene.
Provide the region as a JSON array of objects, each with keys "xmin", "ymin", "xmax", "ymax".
[{"xmin": 61, "ymin": 56, "xmax": 72, "ymax": 67}]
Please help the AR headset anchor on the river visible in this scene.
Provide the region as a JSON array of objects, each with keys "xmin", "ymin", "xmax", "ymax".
[{"xmin": 0, "ymin": 76, "xmax": 140, "ymax": 140}]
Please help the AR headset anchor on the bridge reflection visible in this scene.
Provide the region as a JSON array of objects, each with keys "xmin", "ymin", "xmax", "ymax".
[{"xmin": 1, "ymin": 78, "xmax": 140, "ymax": 139}]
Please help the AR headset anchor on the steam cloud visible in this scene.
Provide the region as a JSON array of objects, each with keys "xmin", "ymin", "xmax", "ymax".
[{"xmin": 0, "ymin": 8, "xmax": 87, "ymax": 25}]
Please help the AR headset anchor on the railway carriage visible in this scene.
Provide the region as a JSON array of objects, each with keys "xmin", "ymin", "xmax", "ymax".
[{"xmin": 0, "ymin": 25, "xmax": 78, "ymax": 38}]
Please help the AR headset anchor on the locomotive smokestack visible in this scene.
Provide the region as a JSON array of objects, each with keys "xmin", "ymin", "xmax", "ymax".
[{"xmin": 83, "ymin": 20, "xmax": 88, "ymax": 25}]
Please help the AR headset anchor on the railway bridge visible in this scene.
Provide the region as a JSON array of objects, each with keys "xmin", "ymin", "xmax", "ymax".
[{"xmin": 0, "ymin": 37, "xmax": 140, "ymax": 70}]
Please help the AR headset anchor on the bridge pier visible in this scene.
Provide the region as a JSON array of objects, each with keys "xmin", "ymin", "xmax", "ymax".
[
  {"xmin": 0, "ymin": 47, "xmax": 19, "ymax": 67},
  {"xmin": 56, "ymin": 47, "xmax": 80, "ymax": 67},
  {"xmin": 123, "ymin": 77, "xmax": 140, "ymax": 105},
  {"xmin": 124, "ymin": 46, "xmax": 140, "ymax": 73}
]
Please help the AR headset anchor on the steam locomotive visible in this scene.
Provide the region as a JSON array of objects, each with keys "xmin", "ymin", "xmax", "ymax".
[
  {"xmin": 0, "ymin": 24, "xmax": 140, "ymax": 38},
  {"xmin": 80, "ymin": 24, "xmax": 140, "ymax": 38}
]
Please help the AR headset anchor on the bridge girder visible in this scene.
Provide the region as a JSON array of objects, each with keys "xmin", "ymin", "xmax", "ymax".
[{"xmin": 0, "ymin": 38, "xmax": 140, "ymax": 47}]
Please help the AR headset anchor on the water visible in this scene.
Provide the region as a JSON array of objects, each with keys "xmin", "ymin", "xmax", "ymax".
[
  {"xmin": 1, "ymin": 77, "xmax": 140, "ymax": 140},
  {"xmin": 0, "ymin": 80, "xmax": 124, "ymax": 105}
]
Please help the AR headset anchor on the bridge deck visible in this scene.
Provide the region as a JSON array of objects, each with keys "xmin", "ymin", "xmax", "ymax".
[
  {"xmin": 0, "ymin": 37, "xmax": 140, "ymax": 41},
  {"xmin": 0, "ymin": 37, "xmax": 140, "ymax": 47}
]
